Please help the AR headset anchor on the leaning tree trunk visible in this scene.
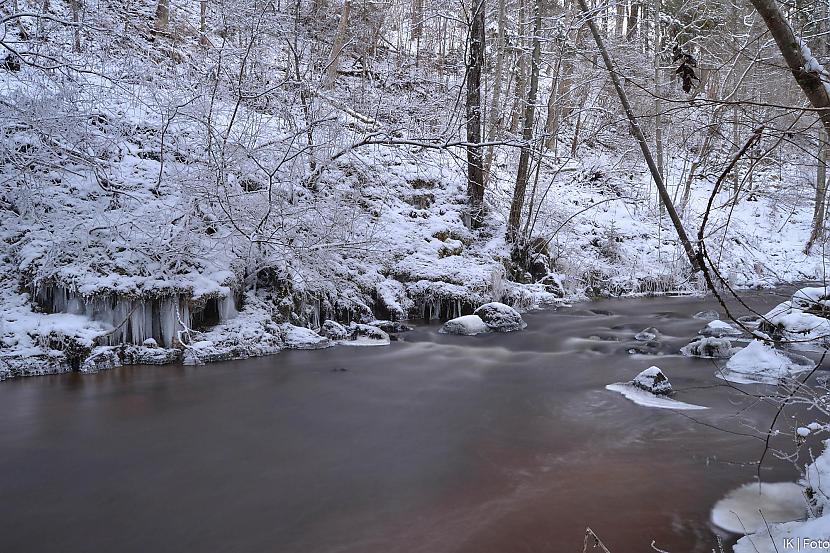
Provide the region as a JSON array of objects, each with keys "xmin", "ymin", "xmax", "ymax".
[
  {"xmin": 466, "ymin": 0, "xmax": 486, "ymax": 228},
  {"xmin": 507, "ymin": 0, "xmax": 541, "ymax": 241},
  {"xmin": 575, "ymin": 0, "xmax": 700, "ymax": 270},
  {"xmin": 323, "ymin": 0, "xmax": 352, "ymax": 90}
]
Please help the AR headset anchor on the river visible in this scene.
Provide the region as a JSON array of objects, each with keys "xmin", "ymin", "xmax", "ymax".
[{"xmin": 0, "ymin": 289, "xmax": 812, "ymax": 552}]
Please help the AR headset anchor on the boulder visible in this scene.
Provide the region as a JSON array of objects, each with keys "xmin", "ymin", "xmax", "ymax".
[
  {"xmin": 473, "ymin": 302, "xmax": 526, "ymax": 332},
  {"xmin": 369, "ymin": 320, "xmax": 413, "ymax": 333},
  {"xmin": 439, "ymin": 315, "xmax": 490, "ymax": 336},
  {"xmin": 632, "ymin": 366, "xmax": 672, "ymax": 395},
  {"xmin": 280, "ymin": 324, "xmax": 331, "ymax": 350},
  {"xmin": 344, "ymin": 323, "xmax": 390, "ymax": 346},
  {"xmin": 680, "ymin": 337, "xmax": 733, "ymax": 359},
  {"xmin": 320, "ymin": 320, "xmax": 350, "ymax": 340}
]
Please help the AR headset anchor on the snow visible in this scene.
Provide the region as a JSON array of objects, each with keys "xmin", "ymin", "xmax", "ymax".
[
  {"xmin": 732, "ymin": 440, "xmax": 830, "ymax": 552},
  {"xmin": 604, "ymin": 383, "xmax": 708, "ymax": 410},
  {"xmin": 711, "ymin": 482, "xmax": 807, "ymax": 534},
  {"xmin": 280, "ymin": 324, "xmax": 332, "ymax": 350},
  {"xmin": 1, "ymin": 0, "xmax": 829, "ymax": 377},
  {"xmin": 439, "ymin": 315, "xmax": 490, "ymax": 335},
  {"xmin": 717, "ymin": 340, "xmax": 813, "ymax": 385},
  {"xmin": 699, "ymin": 319, "xmax": 742, "ymax": 338}
]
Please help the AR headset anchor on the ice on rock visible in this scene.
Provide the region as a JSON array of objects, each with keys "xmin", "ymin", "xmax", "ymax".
[
  {"xmin": 473, "ymin": 302, "xmax": 526, "ymax": 332},
  {"xmin": 718, "ymin": 340, "xmax": 812, "ymax": 384},
  {"xmin": 680, "ymin": 337, "xmax": 734, "ymax": 359},
  {"xmin": 439, "ymin": 315, "xmax": 490, "ymax": 335},
  {"xmin": 368, "ymin": 320, "xmax": 413, "ymax": 333},
  {"xmin": 280, "ymin": 324, "xmax": 331, "ymax": 350},
  {"xmin": 699, "ymin": 319, "xmax": 742, "ymax": 338},
  {"xmin": 632, "ymin": 366, "xmax": 672, "ymax": 395},
  {"xmin": 634, "ymin": 327, "xmax": 660, "ymax": 341},
  {"xmin": 693, "ymin": 310, "xmax": 720, "ymax": 321},
  {"xmin": 341, "ymin": 323, "xmax": 390, "ymax": 346},
  {"xmin": 711, "ymin": 482, "xmax": 807, "ymax": 534}
]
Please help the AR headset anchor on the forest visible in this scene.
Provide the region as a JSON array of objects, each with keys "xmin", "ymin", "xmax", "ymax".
[{"xmin": 4, "ymin": 0, "xmax": 830, "ymax": 551}]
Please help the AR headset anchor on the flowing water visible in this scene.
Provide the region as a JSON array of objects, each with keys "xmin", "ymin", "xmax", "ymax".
[{"xmin": 0, "ymin": 290, "xmax": 817, "ymax": 552}]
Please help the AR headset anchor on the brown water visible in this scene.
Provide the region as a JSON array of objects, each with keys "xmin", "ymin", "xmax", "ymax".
[{"xmin": 0, "ymin": 290, "xmax": 815, "ymax": 553}]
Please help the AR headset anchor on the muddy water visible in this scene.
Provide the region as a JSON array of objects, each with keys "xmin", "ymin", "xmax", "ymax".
[{"xmin": 0, "ymin": 290, "xmax": 815, "ymax": 553}]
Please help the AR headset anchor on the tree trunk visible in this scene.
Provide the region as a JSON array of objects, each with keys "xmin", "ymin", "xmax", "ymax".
[
  {"xmin": 200, "ymin": 0, "xmax": 208, "ymax": 46},
  {"xmin": 466, "ymin": 0, "xmax": 486, "ymax": 228},
  {"xmin": 627, "ymin": 1, "xmax": 640, "ymax": 41},
  {"xmin": 69, "ymin": 0, "xmax": 81, "ymax": 52},
  {"xmin": 483, "ymin": 0, "xmax": 507, "ymax": 184},
  {"xmin": 411, "ymin": 0, "xmax": 424, "ymax": 40},
  {"xmin": 807, "ymin": 134, "xmax": 828, "ymax": 253},
  {"xmin": 154, "ymin": 0, "xmax": 169, "ymax": 32},
  {"xmin": 507, "ymin": 0, "xmax": 541, "ymax": 241},
  {"xmin": 748, "ymin": 0, "xmax": 830, "ymax": 132},
  {"xmin": 323, "ymin": 0, "xmax": 352, "ymax": 90},
  {"xmin": 575, "ymin": 0, "xmax": 700, "ymax": 270}
]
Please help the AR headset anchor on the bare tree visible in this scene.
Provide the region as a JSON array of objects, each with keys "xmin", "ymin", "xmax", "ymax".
[
  {"xmin": 466, "ymin": 0, "xmax": 486, "ymax": 228},
  {"xmin": 507, "ymin": 0, "xmax": 541, "ymax": 241}
]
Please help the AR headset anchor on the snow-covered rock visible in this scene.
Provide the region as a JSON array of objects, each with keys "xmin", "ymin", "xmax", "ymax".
[
  {"xmin": 473, "ymin": 302, "xmax": 526, "ymax": 332},
  {"xmin": 699, "ymin": 319, "xmax": 742, "ymax": 338},
  {"xmin": 680, "ymin": 337, "xmax": 734, "ymax": 359},
  {"xmin": 368, "ymin": 320, "xmax": 413, "ymax": 333},
  {"xmin": 320, "ymin": 320, "xmax": 350, "ymax": 340},
  {"xmin": 280, "ymin": 324, "xmax": 331, "ymax": 350},
  {"xmin": 791, "ymin": 286, "xmax": 830, "ymax": 310},
  {"xmin": 439, "ymin": 314, "xmax": 490, "ymax": 335},
  {"xmin": 718, "ymin": 340, "xmax": 812, "ymax": 384},
  {"xmin": 693, "ymin": 310, "xmax": 720, "ymax": 321},
  {"xmin": 631, "ymin": 366, "xmax": 672, "ymax": 395},
  {"xmin": 760, "ymin": 300, "xmax": 830, "ymax": 347},
  {"xmin": 341, "ymin": 323, "xmax": 390, "ymax": 346},
  {"xmin": 712, "ymin": 482, "xmax": 807, "ymax": 534},
  {"xmin": 634, "ymin": 327, "xmax": 660, "ymax": 341}
]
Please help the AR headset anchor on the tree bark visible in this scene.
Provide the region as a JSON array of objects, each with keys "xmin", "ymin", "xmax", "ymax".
[
  {"xmin": 466, "ymin": 0, "xmax": 486, "ymax": 228},
  {"xmin": 507, "ymin": 0, "xmax": 541, "ymax": 241}
]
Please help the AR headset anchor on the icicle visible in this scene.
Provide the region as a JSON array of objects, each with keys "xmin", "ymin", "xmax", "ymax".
[{"xmin": 217, "ymin": 295, "xmax": 238, "ymax": 321}]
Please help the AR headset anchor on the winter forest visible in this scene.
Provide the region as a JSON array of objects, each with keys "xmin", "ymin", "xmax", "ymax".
[{"xmin": 7, "ymin": 0, "xmax": 830, "ymax": 551}]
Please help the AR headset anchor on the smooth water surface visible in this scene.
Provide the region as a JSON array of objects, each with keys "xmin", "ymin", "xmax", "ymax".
[{"xmin": 0, "ymin": 290, "xmax": 813, "ymax": 552}]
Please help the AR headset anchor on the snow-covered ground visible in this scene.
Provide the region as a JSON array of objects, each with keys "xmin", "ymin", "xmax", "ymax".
[{"xmin": 2, "ymin": 0, "xmax": 829, "ymax": 378}]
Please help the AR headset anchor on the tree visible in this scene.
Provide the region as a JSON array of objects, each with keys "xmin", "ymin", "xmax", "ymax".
[
  {"xmin": 323, "ymin": 0, "xmax": 352, "ymax": 89},
  {"xmin": 507, "ymin": 0, "xmax": 541, "ymax": 241},
  {"xmin": 466, "ymin": 0, "xmax": 486, "ymax": 228},
  {"xmin": 748, "ymin": 0, "xmax": 830, "ymax": 252}
]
